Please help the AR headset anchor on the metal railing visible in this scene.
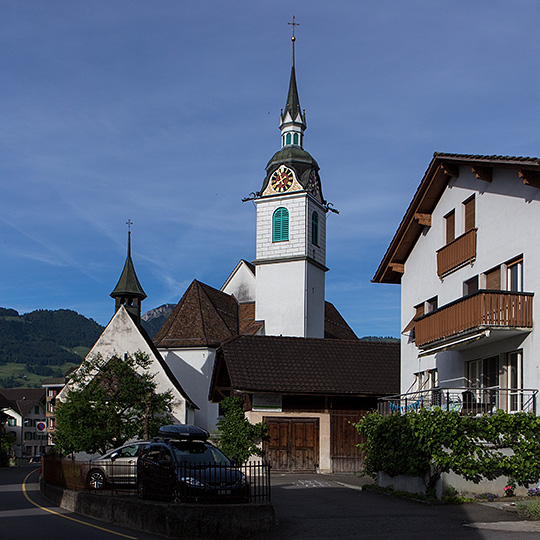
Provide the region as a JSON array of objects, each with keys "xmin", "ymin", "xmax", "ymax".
[
  {"xmin": 41, "ymin": 454, "xmax": 271, "ymax": 503},
  {"xmin": 378, "ymin": 387, "xmax": 538, "ymax": 416}
]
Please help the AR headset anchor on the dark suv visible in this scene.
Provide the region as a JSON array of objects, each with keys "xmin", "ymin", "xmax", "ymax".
[{"xmin": 136, "ymin": 425, "xmax": 249, "ymax": 503}]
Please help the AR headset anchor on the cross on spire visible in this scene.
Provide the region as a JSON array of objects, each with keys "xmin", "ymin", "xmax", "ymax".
[
  {"xmin": 288, "ymin": 16, "xmax": 299, "ymax": 66},
  {"xmin": 126, "ymin": 219, "xmax": 133, "ymax": 232}
]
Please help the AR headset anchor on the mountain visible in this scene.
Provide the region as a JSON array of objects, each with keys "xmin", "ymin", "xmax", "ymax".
[
  {"xmin": 141, "ymin": 304, "xmax": 175, "ymax": 338},
  {"xmin": 0, "ymin": 308, "xmax": 104, "ymax": 389}
]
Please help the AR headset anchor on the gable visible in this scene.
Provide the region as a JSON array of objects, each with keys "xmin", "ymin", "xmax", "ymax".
[
  {"xmin": 373, "ymin": 153, "xmax": 540, "ymax": 284},
  {"xmin": 58, "ymin": 306, "xmax": 196, "ymax": 410}
]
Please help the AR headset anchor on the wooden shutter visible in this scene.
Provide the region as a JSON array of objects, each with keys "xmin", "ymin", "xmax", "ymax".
[
  {"xmin": 485, "ymin": 266, "xmax": 501, "ymax": 290},
  {"xmin": 445, "ymin": 211, "xmax": 455, "ymax": 244},
  {"xmin": 273, "ymin": 207, "xmax": 289, "ymax": 242},
  {"xmin": 464, "ymin": 196, "xmax": 475, "ymax": 232}
]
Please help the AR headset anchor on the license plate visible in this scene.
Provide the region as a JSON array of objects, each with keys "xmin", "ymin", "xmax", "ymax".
[{"xmin": 218, "ymin": 489, "xmax": 231, "ymax": 495}]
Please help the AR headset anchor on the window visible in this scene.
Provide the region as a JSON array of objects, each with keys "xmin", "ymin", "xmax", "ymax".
[
  {"xmin": 484, "ymin": 265, "xmax": 501, "ymax": 290},
  {"xmin": 467, "ymin": 352, "xmax": 524, "ymax": 412},
  {"xmin": 7, "ymin": 417, "xmax": 16, "ymax": 426},
  {"xmin": 426, "ymin": 297, "xmax": 438, "ymax": 313},
  {"xmin": 285, "ymin": 133, "xmax": 292, "ymax": 145},
  {"xmin": 272, "ymin": 207, "xmax": 289, "ymax": 242},
  {"xmin": 293, "ymin": 133, "xmax": 299, "ymax": 145},
  {"xmin": 506, "ymin": 257, "xmax": 523, "ymax": 292},
  {"xmin": 415, "ymin": 369, "xmax": 438, "ymax": 392},
  {"xmin": 445, "ymin": 210, "xmax": 455, "ymax": 244},
  {"xmin": 311, "ymin": 211, "xmax": 319, "ymax": 246},
  {"xmin": 34, "ymin": 406, "xmax": 40, "ymax": 415},
  {"xmin": 463, "ymin": 195, "xmax": 475, "ymax": 232},
  {"xmin": 464, "ymin": 275, "xmax": 479, "ymax": 296}
]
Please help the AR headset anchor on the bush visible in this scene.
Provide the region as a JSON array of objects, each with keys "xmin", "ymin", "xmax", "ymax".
[{"xmin": 355, "ymin": 409, "xmax": 540, "ymax": 490}]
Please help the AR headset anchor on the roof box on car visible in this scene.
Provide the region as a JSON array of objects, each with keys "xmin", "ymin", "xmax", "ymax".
[{"xmin": 158, "ymin": 424, "xmax": 209, "ymax": 441}]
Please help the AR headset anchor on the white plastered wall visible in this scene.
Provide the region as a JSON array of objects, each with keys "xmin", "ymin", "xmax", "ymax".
[
  {"xmin": 401, "ymin": 166, "xmax": 540, "ymax": 394},
  {"xmin": 58, "ymin": 306, "xmax": 188, "ymax": 423},
  {"xmin": 160, "ymin": 348, "xmax": 220, "ymax": 433}
]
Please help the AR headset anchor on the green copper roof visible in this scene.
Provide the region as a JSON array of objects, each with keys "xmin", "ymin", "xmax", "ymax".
[{"xmin": 110, "ymin": 232, "xmax": 147, "ymax": 300}]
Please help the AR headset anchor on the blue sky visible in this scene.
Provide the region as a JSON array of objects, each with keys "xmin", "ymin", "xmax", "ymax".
[{"xmin": 1, "ymin": 1, "xmax": 540, "ymax": 337}]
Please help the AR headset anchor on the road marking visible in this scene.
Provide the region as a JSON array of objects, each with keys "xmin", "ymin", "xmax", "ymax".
[
  {"xmin": 293, "ymin": 479, "xmax": 333, "ymax": 488},
  {"xmin": 22, "ymin": 470, "xmax": 138, "ymax": 539}
]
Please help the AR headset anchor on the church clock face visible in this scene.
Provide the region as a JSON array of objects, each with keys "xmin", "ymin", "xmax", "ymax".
[{"xmin": 271, "ymin": 166, "xmax": 294, "ymax": 192}]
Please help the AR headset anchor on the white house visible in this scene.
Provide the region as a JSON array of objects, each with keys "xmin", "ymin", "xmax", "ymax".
[
  {"xmin": 0, "ymin": 388, "xmax": 47, "ymax": 459},
  {"xmin": 374, "ymin": 153, "xmax": 540, "ymax": 414}
]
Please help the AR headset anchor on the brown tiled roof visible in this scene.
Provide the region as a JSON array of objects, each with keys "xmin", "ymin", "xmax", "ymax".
[
  {"xmin": 155, "ymin": 283, "xmax": 357, "ymax": 349},
  {"xmin": 324, "ymin": 302, "xmax": 358, "ymax": 340},
  {"xmin": 210, "ymin": 335, "xmax": 399, "ymax": 399},
  {"xmin": 373, "ymin": 152, "xmax": 540, "ymax": 284},
  {"xmin": 239, "ymin": 302, "xmax": 264, "ymax": 335},
  {"xmin": 154, "ymin": 280, "xmax": 239, "ymax": 348},
  {"xmin": 0, "ymin": 388, "xmax": 45, "ymax": 415}
]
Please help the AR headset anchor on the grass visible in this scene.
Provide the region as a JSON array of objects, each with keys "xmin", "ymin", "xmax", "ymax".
[
  {"xmin": 0, "ymin": 361, "xmax": 80, "ymax": 388},
  {"xmin": 517, "ymin": 499, "xmax": 540, "ymax": 520}
]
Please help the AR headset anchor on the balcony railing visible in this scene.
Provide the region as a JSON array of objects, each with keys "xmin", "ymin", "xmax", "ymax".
[
  {"xmin": 437, "ymin": 228, "xmax": 477, "ymax": 277},
  {"xmin": 378, "ymin": 387, "xmax": 537, "ymax": 416},
  {"xmin": 415, "ymin": 290, "xmax": 533, "ymax": 348}
]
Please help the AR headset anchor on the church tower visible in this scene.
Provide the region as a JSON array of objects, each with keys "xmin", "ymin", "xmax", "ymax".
[
  {"xmin": 253, "ymin": 30, "xmax": 328, "ymax": 338},
  {"xmin": 110, "ymin": 224, "xmax": 147, "ymax": 326}
]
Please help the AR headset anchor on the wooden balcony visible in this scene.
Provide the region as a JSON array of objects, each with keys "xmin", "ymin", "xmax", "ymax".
[
  {"xmin": 437, "ymin": 228, "xmax": 477, "ymax": 277},
  {"xmin": 415, "ymin": 290, "xmax": 533, "ymax": 348}
]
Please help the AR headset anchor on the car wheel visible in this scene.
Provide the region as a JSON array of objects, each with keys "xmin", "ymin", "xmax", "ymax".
[{"xmin": 88, "ymin": 469, "xmax": 106, "ymax": 490}]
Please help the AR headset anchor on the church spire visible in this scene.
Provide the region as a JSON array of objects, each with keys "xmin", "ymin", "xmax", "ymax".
[
  {"xmin": 279, "ymin": 17, "xmax": 306, "ymax": 149},
  {"xmin": 110, "ymin": 220, "xmax": 147, "ymax": 326}
]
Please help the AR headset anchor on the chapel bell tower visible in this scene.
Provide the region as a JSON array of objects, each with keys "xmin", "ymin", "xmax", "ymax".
[{"xmin": 253, "ymin": 26, "xmax": 328, "ymax": 338}]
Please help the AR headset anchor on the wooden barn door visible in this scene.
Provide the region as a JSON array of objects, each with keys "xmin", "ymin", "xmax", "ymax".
[
  {"xmin": 330, "ymin": 411, "xmax": 366, "ymax": 473},
  {"xmin": 264, "ymin": 418, "xmax": 319, "ymax": 472}
]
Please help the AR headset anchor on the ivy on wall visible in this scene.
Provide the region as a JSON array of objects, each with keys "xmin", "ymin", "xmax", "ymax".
[{"xmin": 355, "ymin": 409, "xmax": 540, "ymax": 491}]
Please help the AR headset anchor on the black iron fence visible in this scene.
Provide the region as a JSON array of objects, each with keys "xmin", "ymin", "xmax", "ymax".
[
  {"xmin": 378, "ymin": 387, "xmax": 538, "ymax": 416},
  {"xmin": 42, "ymin": 454, "xmax": 271, "ymax": 504}
]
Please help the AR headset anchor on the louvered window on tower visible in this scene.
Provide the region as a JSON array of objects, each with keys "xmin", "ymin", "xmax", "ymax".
[
  {"xmin": 312, "ymin": 211, "xmax": 319, "ymax": 246},
  {"xmin": 273, "ymin": 207, "xmax": 289, "ymax": 242}
]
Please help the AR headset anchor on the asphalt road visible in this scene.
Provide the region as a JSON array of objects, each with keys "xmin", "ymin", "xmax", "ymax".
[
  {"xmin": 3, "ymin": 465, "xmax": 540, "ymax": 540},
  {"xmin": 0, "ymin": 465, "xmax": 163, "ymax": 540},
  {"xmin": 253, "ymin": 472, "xmax": 540, "ymax": 540}
]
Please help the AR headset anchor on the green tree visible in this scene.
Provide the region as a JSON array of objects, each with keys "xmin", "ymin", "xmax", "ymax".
[
  {"xmin": 54, "ymin": 351, "xmax": 173, "ymax": 455},
  {"xmin": 216, "ymin": 396, "xmax": 267, "ymax": 464},
  {"xmin": 0, "ymin": 431, "xmax": 16, "ymax": 466}
]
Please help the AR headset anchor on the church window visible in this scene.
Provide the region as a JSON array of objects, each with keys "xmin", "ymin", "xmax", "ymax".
[
  {"xmin": 285, "ymin": 133, "xmax": 292, "ymax": 146},
  {"xmin": 273, "ymin": 207, "xmax": 289, "ymax": 242},
  {"xmin": 311, "ymin": 211, "xmax": 319, "ymax": 246},
  {"xmin": 293, "ymin": 133, "xmax": 299, "ymax": 145}
]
